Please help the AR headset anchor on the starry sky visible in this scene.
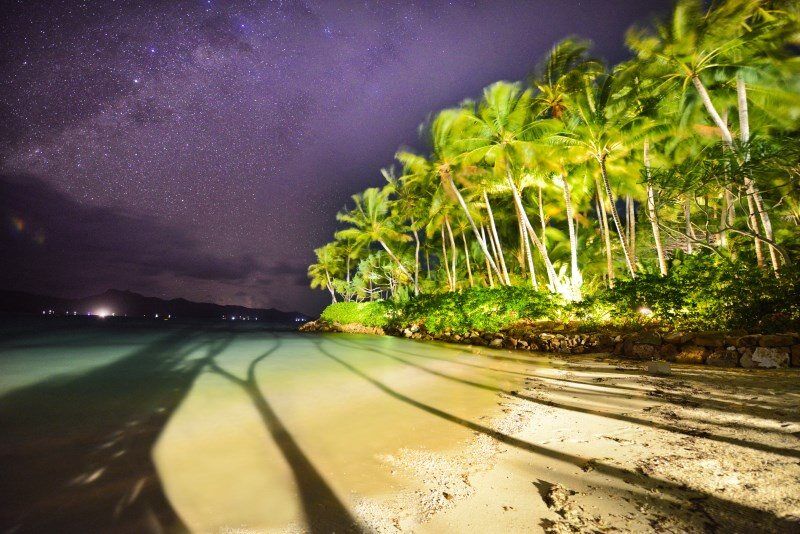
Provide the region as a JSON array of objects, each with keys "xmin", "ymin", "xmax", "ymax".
[{"xmin": 0, "ymin": 0, "xmax": 672, "ymax": 315}]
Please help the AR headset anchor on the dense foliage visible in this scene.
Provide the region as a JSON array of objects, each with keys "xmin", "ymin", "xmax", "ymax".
[
  {"xmin": 391, "ymin": 287, "xmax": 561, "ymax": 334},
  {"xmin": 309, "ymin": 0, "xmax": 800, "ymax": 333},
  {"xmin": 320, "ymin": 301, "xmax": 391, "ymax": 328}
]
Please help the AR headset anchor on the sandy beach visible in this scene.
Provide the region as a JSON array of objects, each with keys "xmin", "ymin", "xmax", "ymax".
[{"xmin": 351, "ymin": 343, "xmax": 800, "ymax": 533}]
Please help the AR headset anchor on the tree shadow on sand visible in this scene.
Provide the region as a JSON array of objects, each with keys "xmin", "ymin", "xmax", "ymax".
[
  {"xmin": 313, "ymin": 338, "xmax": 798, "ymax": 533},
  {"xmin": 0, "ymin": 327, "xmax": 231, "ymax": 534},
  {"xmin": 204, "ymin": 335, "xmax": 363, "ymax": 534}
]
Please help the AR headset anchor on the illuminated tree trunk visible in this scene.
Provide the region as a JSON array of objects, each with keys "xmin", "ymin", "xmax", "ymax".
[
  {"xmin": 461, "ymin": 233, "xmax": 474, "ymax": 287},
  {"xmin": 440, "ymin": 225, "xmax": 453, "ymax": 291},
  {"xmin": 445, "ymin": 215, "xmax": 458, "ymax": 289},
  {"xmin": 481, "ymin": 225, "xmax": 495, "ymax": 287},
  {"xmin": 378, "ymin": 239, "xmax": 412, "ymax": 282},
  {"xmin": 737, "ymin": 74, "xmax": 779, "ymax": 273},
  {"xmin": 644, "ymin": 140, "xmax": 667, "ymax": 275},
  {"xmin": 598, "ymin": 154, "xmax": 636, "ymax": 277},
  {"xmin": 442, "ymin": 170, "xmax": 504, "ymax": 281},
  {"xmin": 506, "ymin": 171, "xmax": 560, "ymax": 292},
  {"xmin": 484, "ymin": 191, "xmax": 510, "ymax": 284},
  {"xmin": 561, "ymin": 175, "xmax": 581, "ymax": 298},
  {"xmin": 515, "ymin": 201, "xmax": 538, "ymax": 289}
]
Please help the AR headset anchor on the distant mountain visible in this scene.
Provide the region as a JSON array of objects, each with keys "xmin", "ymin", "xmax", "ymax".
[{"xmin": 0, "ymin": 289, "xmax": 310, "ymax": 323}]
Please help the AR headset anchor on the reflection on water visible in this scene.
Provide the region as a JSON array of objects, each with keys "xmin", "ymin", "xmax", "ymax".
[{"xmin": 0, "ymin": 324, "xmax": 536, "ymax": 532}]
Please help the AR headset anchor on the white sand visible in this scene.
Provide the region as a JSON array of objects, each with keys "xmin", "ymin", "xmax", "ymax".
[{"xmin": 354, "ymin": 352, "xmax": 800, "ymax": 533}]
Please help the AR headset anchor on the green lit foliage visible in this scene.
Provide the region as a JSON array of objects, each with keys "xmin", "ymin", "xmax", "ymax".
[
  {"xmin": 391, "ymin": 287, "xmax": 562, "ymax": 335},
  {"xmin": 320, "ymin": 301, "xmax": 391, "ymax": 328},
  {"xmin": 308, "ymin": 0, "xmax": 799, "ymax": 333}
]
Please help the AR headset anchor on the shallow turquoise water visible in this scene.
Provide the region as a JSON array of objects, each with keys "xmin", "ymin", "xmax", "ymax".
[{"xmin": 0, "ymin": 320, "xmax": 539, "ymax": 532}]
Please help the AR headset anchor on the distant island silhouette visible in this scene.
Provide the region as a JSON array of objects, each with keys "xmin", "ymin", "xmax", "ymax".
[{"xmin": 0, "ymin": 288, "xmax": 309, "ymax": 323}]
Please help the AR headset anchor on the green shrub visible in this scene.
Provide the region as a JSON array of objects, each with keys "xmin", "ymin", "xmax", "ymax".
[
  {"xmin": 391, "ymin": 286, "xmax": 561, "ymax": 334},
  {"xmin": 592, "ymin": 252, "xmax": 800, "ymax": 332},
  {"xmin": 320, "ymin": 301, "xmax": 390, "ymax": 327}
]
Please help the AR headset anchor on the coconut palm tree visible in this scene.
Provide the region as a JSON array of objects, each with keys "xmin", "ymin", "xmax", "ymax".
[{"xmin": 335, "ymin": 186, "xmax": 414, "ymax": 288}]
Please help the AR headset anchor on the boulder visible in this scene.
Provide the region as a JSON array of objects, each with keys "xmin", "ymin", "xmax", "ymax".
[
  {"xmin": 675, "ymin": 345, "xmax": 708, "ymax": 364},
  {"xmin": 735, "ymin": 334, "xmax": 761, "ymax": 348},
  {"xmin": 692, "ymin": 332, "xmax": 726, "ymax": 347},
  {"xmin": 659, "ymin": 343, "xmax": 678, "ymax": 361},
  {"xmin": 740, "ymin": 346, "xmax": 789, "ymax": 368},
  {"xmin": 646, "ymin": 360, "xmax": 672, "ymax": 376},
  {"xmin": 750, "ymin": 347, "xmax": 790, "ymax": 368},
  {"xmin": 489, "ymin": 338, "xmax": 504, "ymax": 348},
  {"xmin": 663, "ymin": 332, "xmax": 691, "ymax": 345},
  {"xmin": 627, "ymin": 343, "xmax": 660, "ymax": 360},
  {"xmin": 758, "ymin": 334, "xmax": 795, "ymax": 347},
  {"xmin": 707, "ymin": 348, "xmax": 739, "ymax": 368},
  {"xmin": 636, "ymin": 332, "xmax": 662, "ymax": 345}
]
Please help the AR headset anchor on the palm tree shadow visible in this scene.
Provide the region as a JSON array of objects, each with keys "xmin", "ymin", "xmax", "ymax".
[
  {"xmin": 204, "ymin": 335, "xmax": 362, "ymax": 534},
  {"xmin": 313, "ymin": 338, "xmax": 798, "ymax": 532},
  {"xmin": 0, "ymin": 327, "xmax": 228, "ymax": 534}
]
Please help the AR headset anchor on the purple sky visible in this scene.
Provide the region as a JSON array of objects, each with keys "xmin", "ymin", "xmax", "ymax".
[{"xmin": 0, "ymin": 0, "xmax": 671, "ymax": 315}]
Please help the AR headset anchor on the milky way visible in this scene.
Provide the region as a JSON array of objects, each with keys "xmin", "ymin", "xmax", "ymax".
[{"xmin": 0, "ymin": 0, "xmax": 671, "ymax": 314}]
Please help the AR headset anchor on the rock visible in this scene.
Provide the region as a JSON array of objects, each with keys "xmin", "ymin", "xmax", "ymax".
[
  {"xmin": 503, "ymin": 338, "xmax": 518, "ymax": 349},
  {"xmin": 692, "ymin": 332, "xmax": 725, "ymax": 347},
  {"xmin": 403, "ymin": 328, "xmax": 413, "ymax": 338},
  {"xmin": 735, "ymin": 334, "xmax": 761, "ymax": 348},
  {"xmin": 627, "ymin": 343, "xmax": 660, "ymax": 360},
  {"xmin": 452, "ymin": 334, "xmax": 462, "ymax": 342},
  {"xmin": 409, "ymin": 324, "xmax": 420, "ymax": 333},
  {"xmin": 792, "ymin": 345, "xmax": 800, "ymax": 367},
  {"xmin": 517, "ymin": 340, "xmax": 529, "ymax": 349},
  {"xmin": 646, "ymin": 360, "xmax": 672, "ymax": 375},
  {"xmin": 663, "ymin": 332, "xmax": 690, "ymax": 345},
  {"xmin": 659, "ymin": 343, "xmax": 678, "ymax": 361},
  {"xmin": 490, "ymin": 338, "xmax": 504, "ymax": 348},
  {"xmin": 759, "ymin": 334, "xmax": 794, "ymax": 347},
  {"xmin": 707, "ymin": 348, "xmax": 739, "ymax": 367},
  {"xmin": 675, "ymin": 345, "xmax": 708, "ymax": 364},
  {"xmin": 750, "ymin": 346, "xmax": 790, "ymax": 368},
  {"xmin": 636, "ymin": 333, "xmax": 662, "ymax": 345}
]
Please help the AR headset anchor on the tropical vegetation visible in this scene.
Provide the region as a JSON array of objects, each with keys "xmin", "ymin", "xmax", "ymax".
[{"xmin": 309, "ymin": 0, "xmax": 800, "ymax": 333}]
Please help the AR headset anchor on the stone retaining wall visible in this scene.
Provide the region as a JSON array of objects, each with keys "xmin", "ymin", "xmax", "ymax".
[
  {"xmin": 302, "ymin": 320, "xmax": 800, "ymax": 369},
  {"xmin": 393, "ymin": 325, "xmax": 800, "ymax": 369}
]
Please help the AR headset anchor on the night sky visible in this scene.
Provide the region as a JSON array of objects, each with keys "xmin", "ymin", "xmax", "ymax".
[{"xmin": 0, "ymin": 0, "xmax": 672, "ymax": 315}]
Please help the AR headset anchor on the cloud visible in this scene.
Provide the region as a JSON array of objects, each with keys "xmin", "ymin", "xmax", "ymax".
[{"xmin": 0, "ymin": 174, "xmax": 260, "ymax": 295}]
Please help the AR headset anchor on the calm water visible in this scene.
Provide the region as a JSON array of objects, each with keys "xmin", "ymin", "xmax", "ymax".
[{"xmin": 0, "ymin": 319, "xmax": 539, "ymax": 533}]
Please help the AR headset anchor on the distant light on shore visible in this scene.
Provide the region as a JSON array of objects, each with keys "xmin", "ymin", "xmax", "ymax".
[{"xmin": 95, "ymin": 309, "xmax": 111, "ymax": 318}]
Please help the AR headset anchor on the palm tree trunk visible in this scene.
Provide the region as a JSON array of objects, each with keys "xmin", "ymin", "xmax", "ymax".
[
  {"xmin": 505, "ymin": 171, "xmax": 560, "ymax": 292},
  {"xmin": 445, "ymin": 215, "xmax": 458, "ymax": 289},
  {"xmin": 411, "ymin": 223, "xmax": 420, "ymax": 295},
  {"xmin": 484, "ymin": 191, "xmax": 510, "ymax": 284},
  {"xmin": 441, "ymin": 225, "xmax": 453, "ymax": 290},
  {"xmin": 561, "ymin": 176, "xmax": 580, "ymax": 298},
  {"xmin": 461, "ymin": 233, "xmax": 474, "ymax": 287},
  {"xmin": 324, "ymin": 270, "xmax": 337, "ymax": 303},
  {"xmin": 516, "ymin": 201, "xmax": 538, "ymax": 289},
  {"xmin": 481, "ymin": 226, "xmax": 495, "ymax": 287},
  {"xmin": 684, "ymin": 200, "xmax": 696, "ymax": 253},
  {"xmin": 627, "ymin": 195, "xmax": 636, "ymax": 265},
  {"xmin": 644, "ymin": 141, "xmax": 667, "ymax": 275},
  {"xmin": 596, "ymin": 193, "xmax": 614, "ymax": 287},
  {"xmin": 425, "ymin": 247, "xmax": 431, "ymax": 280},
  {"xmin": 598, "ymin": 155, "xmax": 636, "ymax": 277},
  {"xmin": 443, "ymin": 172, "xmax": 503, "ymax": 280},
  {"xmin": 538, "ymin": 186, "xmax": 547, "ymax": 247},
  {"xmin": 694, "ymin": 74, "xmax": 773, "ymax": 271},
  {"xmin": 378, "ymin": 239, "xmax": 413, "ymax": 282},
  {"xmin": 737, "ymin": 74, "xmax": 779, "ymax": 274}
]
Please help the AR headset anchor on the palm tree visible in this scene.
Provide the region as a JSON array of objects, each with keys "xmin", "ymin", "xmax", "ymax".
[
  {"xmin": 335, "ymin": 186, "xmax": 414, "ymax": 289},
  {"xmin": 457, "ymin": 81, "xmax": 564, "ymax": 293},
  {"xmin": 308, "ymin": 243, "xmax": 342, "ymax": 303}
]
